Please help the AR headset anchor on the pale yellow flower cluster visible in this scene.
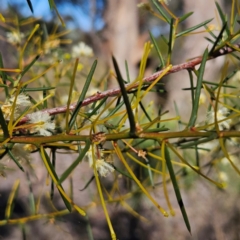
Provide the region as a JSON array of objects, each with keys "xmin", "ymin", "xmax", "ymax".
[
  {"xmin": 28, "ymin": 112, "xmax": 55, "ymax": 136},
  {"xmin": 72, "ymin": 42, "xmax": 93, "ymax": 58},
  {"xmin": 1, "ymin": 93, "xmax": 55, "ymax": 136},
  {"xmin": 85, "ymin": 146, "xmax": 114, "ymax": 177},
  {"xmin": 6, "ymin": 31, "xmax": 24, "ymax": 44},
  {"xmin": 1, "ymin": 93, "xmax": 31, "ymax": 120},
  {"xmin": 206, "ymin": 107, "xmax": 232, "ymax": 130}
]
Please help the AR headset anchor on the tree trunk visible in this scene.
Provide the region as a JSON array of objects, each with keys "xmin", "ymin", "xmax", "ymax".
[
  {"xmin": 165, "ymin": 0, "xmax": 224, "ymax": 117},
  {"xmin": 100, "ymin": 0, "xmax": 147, "ymax": 87}
]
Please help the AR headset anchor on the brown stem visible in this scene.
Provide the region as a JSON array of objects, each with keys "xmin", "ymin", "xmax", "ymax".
[{"xmin": 17, "ymin": 43, "xmax": 240, "ymax": 125}]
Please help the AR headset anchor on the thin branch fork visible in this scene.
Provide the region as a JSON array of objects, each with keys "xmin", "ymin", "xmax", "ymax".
[{"xmin": 17, "ymin": 43, "xmax": 240, "ymax": 125}]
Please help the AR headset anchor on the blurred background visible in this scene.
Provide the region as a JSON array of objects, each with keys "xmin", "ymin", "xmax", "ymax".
[{"xmin": 0, "ymin": 1, "xmax": 240, "ymax": 240}]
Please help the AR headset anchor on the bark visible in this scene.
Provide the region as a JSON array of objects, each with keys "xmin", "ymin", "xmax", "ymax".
[
  {"xmin": 165, "ymin": 0, "xmax": 225, "ymax": 117},
  {"xmin": 99, "ymin": 0, "xmax": 149, "ymax": 87}
]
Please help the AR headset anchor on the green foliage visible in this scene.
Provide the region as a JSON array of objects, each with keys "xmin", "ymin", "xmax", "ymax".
[{"xmin": 0, "ymin": 1, "xmax": 240, "ymax": 239}]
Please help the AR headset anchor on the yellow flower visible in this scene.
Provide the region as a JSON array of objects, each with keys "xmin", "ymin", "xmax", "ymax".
[
  {"xmin": 6, "ymin": 31, "xmax": 24, "ymax": 44},
  {"xmin": 206, "ymin": 107, "xmax": 232, "ymax": 130},
  {"xmin": 28, "ymin": 112, "xmax": 55, "ymax": 136},
  {"xmin": 85, "ymin": 146, "xmax": 114, "ymax": 177},
  {"xmin": 72, "ymin": 42, "xmax": 93, "ymax": 57},
  {"xmin": 1, "ymin": 93, "xmax": 31, "ymax": 120},
  {"xmin": 95, "ymin": 159, "xmax": 115, "ymax": 177}
]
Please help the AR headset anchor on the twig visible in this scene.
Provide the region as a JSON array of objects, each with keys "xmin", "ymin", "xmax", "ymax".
[{"xmin": 17, "ymin": 43, "xmax": 240, "ymax": 125}]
